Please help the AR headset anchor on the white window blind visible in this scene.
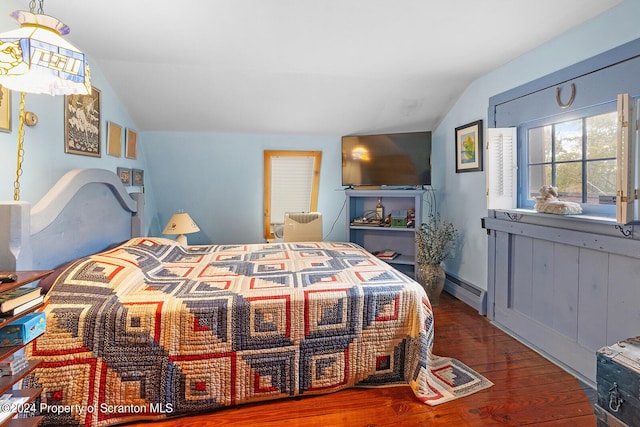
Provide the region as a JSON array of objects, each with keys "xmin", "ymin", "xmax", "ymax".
[
  {"xmin": 486, "ymin": 127, "xmax": 518, "ymax": 210},
  {"xmin": 616, "ymin": 93, "xmax": 637, "ymax": 224},
  {"xmin": 264, "ymin": 150, "xmax": 322, "ymax": 240},
  {"xmin": 270, "ymin": 155, "xmax": 315, "ymax": 224}
]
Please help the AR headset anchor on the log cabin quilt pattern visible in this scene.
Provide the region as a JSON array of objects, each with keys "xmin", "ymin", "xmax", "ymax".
[{"xmin": 25, "ymin": 238, "xmax": 491, "ymax": 426}]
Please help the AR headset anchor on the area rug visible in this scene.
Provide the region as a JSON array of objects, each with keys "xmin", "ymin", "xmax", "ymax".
[
  {"xmin": 358, "ymin": 353, "xmax": 493, "ymax": 405},
  {"xmin": 421, "ymin": 354, "xmax": 493, "ymax": 404}
]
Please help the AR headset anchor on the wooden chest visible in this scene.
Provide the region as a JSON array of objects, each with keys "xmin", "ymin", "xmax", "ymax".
[{"xmin": 596, "ymin": 338, "xmax": 640, "ymax": 427}]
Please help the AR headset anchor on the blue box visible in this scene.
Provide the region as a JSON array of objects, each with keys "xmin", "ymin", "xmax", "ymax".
[{"xmin": 0, "ymin": 312, "xmax": 46, "ymax": 347}]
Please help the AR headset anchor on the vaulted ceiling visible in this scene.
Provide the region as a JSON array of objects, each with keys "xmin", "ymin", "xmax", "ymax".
[{"xmin": 0, "ymin": 0, "xmax": 624, "ymax": 135}]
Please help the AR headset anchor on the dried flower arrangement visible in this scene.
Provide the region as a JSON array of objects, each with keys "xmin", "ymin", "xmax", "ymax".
[{"xmin": 415, "ymin": 214, "xmax": 458, "ymax": 265}]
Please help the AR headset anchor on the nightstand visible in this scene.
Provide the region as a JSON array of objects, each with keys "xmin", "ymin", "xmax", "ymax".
[{"xmin": 0, "ymin": 270, "xmax": 52, "ymax": 426}]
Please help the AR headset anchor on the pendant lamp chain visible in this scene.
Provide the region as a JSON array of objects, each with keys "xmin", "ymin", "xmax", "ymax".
[
  {"xmin": 13, "ymin": 93, "xmax": 26, "ymax": 201},
  {"xmin": 29, "ymin": 0, "xmax": 45, "ymax": 14}
]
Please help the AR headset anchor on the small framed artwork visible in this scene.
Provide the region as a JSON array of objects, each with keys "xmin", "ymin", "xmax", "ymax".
[
  {"xmin": 455, "ymin": 120, "xmax": 483, "ymax": 173},
  {"xmin": 0, "ymin": 85, "xmax": 10, "ymax": 133},
  {"xmin": 132, "ymin": 168, "xmax": 144, "ymax": 186},
  {"xmin": 117, "ymin": 167, "xmax": 131, "ymax": 185},
  {"xmin": 107, "ymin": 121, "xmax": 123, "ymax": 157},
  {"xmin": 125, "ymin": 128, "xmax": 138, "ymax": 159},
  {"xmin": 65, "ymin": 86, "xmax": 101, "ymax": 157}
]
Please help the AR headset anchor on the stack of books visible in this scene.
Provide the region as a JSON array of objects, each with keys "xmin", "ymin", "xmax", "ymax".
[
  {"xmin": 0, "ymin": 353, "xmax": 27, "ymax": 377},
  {"xmin": 0, "ymin": 392, "xmax": 29, "ymax": 423},
  {"xmin": 0, "ymin": 286, "xmax": 43, "ymax": 319},
  {"xmin": 374, "ymin": 250, "xmax": 399, "ymax": 260}
]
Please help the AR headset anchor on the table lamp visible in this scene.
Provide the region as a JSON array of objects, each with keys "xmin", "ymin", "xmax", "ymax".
[{"xmin": 163, "ymin": 212, "xmax": 200, "ymax": 245}]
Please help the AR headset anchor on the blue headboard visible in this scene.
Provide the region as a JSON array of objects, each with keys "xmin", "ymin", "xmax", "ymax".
[{"xmin": 0, "ymin": 168, "xmax": 144, "ymax": 270}]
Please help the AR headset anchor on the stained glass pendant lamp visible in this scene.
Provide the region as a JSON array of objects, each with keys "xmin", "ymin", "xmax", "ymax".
[
  {"xmin": 0, "ymin": 6, "xmax": 91, "ymax": 95},
  {"xmin": 0, "ymin": 0, "xmax": 91, "ymax": 201}
]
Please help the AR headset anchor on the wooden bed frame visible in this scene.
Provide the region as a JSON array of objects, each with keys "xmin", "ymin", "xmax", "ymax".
[{"xmin": 0, "ymin": 168, "xmax": 144, "ymax": 271}]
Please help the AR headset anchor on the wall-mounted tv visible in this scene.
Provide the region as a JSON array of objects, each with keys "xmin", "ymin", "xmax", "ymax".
[{"xmin": 341, "ymin": 131, "xmax": 432, "ymax": 187}]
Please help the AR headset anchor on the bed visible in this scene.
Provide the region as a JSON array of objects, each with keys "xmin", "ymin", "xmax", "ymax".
[{"xmin": 0, "ymin": 168, "xmax": 491, "ymax": 427}]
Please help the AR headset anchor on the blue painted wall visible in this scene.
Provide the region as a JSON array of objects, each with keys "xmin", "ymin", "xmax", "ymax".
[
  {"xmin": 433, "ymin": 0, "xmax": 640, "ymax": 291},
  {"xmin": 143, "ymin": 132, "xmax": 346, "ymax": 244}
]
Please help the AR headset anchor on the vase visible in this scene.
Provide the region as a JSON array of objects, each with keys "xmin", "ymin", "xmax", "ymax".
[{"xmin": 416, "ymin": 263, "xmax": 446, "ymax": 307}]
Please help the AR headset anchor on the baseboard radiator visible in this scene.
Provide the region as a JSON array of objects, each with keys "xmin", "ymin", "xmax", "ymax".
[{"xmin": 444, "ymin": 273, "xmax": 487, "ymax": 315}]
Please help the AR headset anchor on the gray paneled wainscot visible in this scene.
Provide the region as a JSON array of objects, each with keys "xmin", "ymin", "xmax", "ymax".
[{"xmin": 483, "ymin": 210, "xmax": 640, "ymax": 386}]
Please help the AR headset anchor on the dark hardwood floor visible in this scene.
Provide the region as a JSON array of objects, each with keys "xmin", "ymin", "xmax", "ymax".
[{"xmin": 125, "ymin": 292, "xmax": 596, "ymax": 427}]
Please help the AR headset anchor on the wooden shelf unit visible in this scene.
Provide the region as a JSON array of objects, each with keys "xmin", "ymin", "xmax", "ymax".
[
  {"xmin": 0, "ymin": 270, "xmax": 51, "ymax": 426},
  {"xmin": 5, "ymin": 417, "xmax": 44, "ymax": 427},
  {"xmin": 0, "ymin": 272, "xmax": 52, "ymax": 295}
]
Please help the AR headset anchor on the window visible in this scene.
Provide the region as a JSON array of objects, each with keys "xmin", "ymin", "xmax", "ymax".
[
  {"xmin": 488, "ymin": 98, "xmax": 637, "ymax": 222},
  {"xmin": 522, "ymin": 106, "xmax": 618, "ymax": 214},
  {"xmin": 488, "ymin": 40, "xmax": 640, "ymax": 223},
  {"xmin": 263, "ymin": 150, "xmax": 322, "ymax": 240}
]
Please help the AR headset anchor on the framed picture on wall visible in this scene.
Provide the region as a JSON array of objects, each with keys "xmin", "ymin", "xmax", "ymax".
[
  {"xmin": 125, "ymin": 128, "xmax": 138, "ymax": 159},
  {"xmin": 0, "ymin": 85, "xmax": 10, "ymax": 133},
  {"xmin": 64, "ymin": 86, "xmax": 101, "ymax": 157},
  {"xmin": 117, "ymin": 167, "xmax": 131, "ymax": 185},
  {"xmin": 455, "ymin": 120, "xmax": 483, "ymax": 173},
  {"xmin": 132, "ymin": 168, "xmax": 144, "ymax": 186},
  {"xmin": 107, "ymin": 121, "xmax": 123, "ymax": 157}
]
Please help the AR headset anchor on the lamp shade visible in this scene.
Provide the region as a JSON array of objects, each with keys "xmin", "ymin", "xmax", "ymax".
[
  {"xmin": 0, "ymin": 10, "xmax": 91, "ymax": 95},
  {"xmin": 163, "ymin": 212, "xmax": 200, "ymax": 245}
]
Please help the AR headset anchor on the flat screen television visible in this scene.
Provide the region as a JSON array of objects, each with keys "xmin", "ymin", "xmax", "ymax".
[{"xmin": 341, "ymin": 131, "xmax": 432, "ymax": 187}]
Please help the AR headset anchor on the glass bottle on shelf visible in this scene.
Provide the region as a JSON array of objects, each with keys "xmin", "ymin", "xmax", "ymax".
[{"xmin": 376, "ymin": 198, "xmax": 384, "ymax": 221}]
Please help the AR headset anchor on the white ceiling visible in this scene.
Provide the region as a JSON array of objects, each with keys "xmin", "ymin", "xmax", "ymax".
[{"xmin": 0, "ymin": 0, "xmax": 624, "ymax": 136}]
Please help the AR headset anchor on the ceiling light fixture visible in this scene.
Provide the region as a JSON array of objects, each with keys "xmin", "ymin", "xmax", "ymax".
[
  {"xmin": 0, "ymin": 2, "xmax": 91, "ymax": 95},
  {"xmin": 0, "ymin": 0, "xmax": 91, "ymax": 200}
]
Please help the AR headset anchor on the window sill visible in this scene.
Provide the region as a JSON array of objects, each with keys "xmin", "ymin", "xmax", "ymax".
[
  {"xmin": 507, "ymin": 208, "xmax": 616, "ymax": 222},
  {"xmin": 488, "ymin": 208, "xmax": 634, "ymax": 239}
]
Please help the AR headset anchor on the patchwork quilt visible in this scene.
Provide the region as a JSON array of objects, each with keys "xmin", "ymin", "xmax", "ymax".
[{"xmin": 25, "ymin": 238, "xmax": 491, "ymax": 426}]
